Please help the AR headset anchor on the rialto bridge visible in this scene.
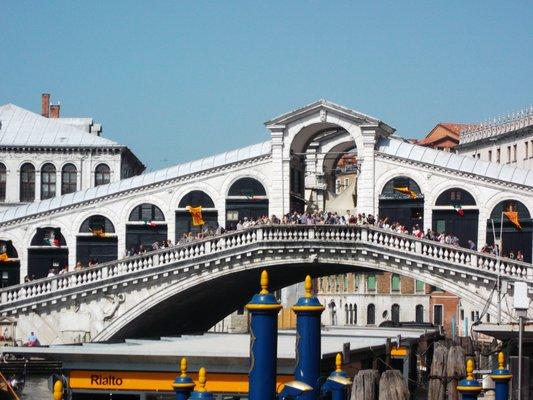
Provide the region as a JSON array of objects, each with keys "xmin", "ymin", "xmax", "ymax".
[
  {"xmin": 0, "ymin": 100, "xmax": 531, "ymax": 343},
  {"xmin": 0, "ymin": 224, "xmax": 531, "ymax": 345}
]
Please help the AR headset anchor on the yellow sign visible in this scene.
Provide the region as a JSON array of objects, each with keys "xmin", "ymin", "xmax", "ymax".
[
  {"xmin": 390, "ymin": 346, "xmax": 408, "ymax": 358},
  {"xmin": 69, "ymin": 370, "xmax": 292, "ymax": 393}
]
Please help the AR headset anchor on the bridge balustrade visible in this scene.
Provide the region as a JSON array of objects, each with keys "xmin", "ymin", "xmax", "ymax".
[{"xmin": 0, "ymin": 225, "xmax": 530, "ymax": 306}]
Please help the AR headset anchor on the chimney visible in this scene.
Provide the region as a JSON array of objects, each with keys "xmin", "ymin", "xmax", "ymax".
[
  {"xmin": 41, "ymin": 93, "xmax": 50, "ymax": 118},
  {"xmin": 50, "ymin": 103, "xmax": 60, "ymax": 118}
]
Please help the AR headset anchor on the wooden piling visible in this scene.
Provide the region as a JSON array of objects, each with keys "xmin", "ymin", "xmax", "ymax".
[
  {"xmin": 352, "ymin": 369, "xmax": 380, "ymax": 400},
  {"xmin": 378, "ymin": 370, "xmax": 409, "ymax": 400},
  {"xmin": 428, "ymin": 342, "xmax": 448, "ymax": 400},
  {"xmin": 446, "ymin": 345, "xmax": 466, "ymax": 400}
]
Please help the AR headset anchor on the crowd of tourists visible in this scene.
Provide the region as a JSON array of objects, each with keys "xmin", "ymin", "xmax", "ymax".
[{"xmin": 30, "ymin": 209, "xmax": 523, "ymax": 280}]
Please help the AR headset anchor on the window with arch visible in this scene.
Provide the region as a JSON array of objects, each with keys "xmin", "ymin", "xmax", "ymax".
[
  {"xmin": 380, "ymin": 176, "xmax": 423, "ymax": 200},
  {"xmin": 228, "ymin": 177, "xmax": 266, "ymax": 197},
  {"xmin": 352, "ymin": 304, "xmax": 357, "ymax": 325},
  {"xmin": 129, "ymin": 203, "xmax": 165, "ymax": 222},
  {"xmin": 20, "ymin": 163, "xmax": 35, "ymax": 202},
  {"xmin": 178, "ymin": 191, "xmax": 215, "ymax": 208},
  {"xmin": 0, "ymin": 163, "xmax": 6, "ymax": 202},
  {"xmin": 61, "ymin": 164, "xmax": 77, "ymax": 195},
  {"xmin": 41, "ymin": 163, "xmax": 56, "ymax": 200},
  {"xmin": 391, "ymin": 274, "xmax": 401, "ymax": 293},
  {"xmin": 435, "ymin": 188, "xmax": 476, "ymax": 206},
  {"xmin": 367, "ymin": 304, "xmax": 375, "ymax": 325},
  {"xmin": 391, "ymin": 304, "xmax": 400, "ymax": 324},
  {"xmin": 95, "ymin": 164, "xmax": 110, "ymax": 186},
  {"xmin": 79, "ymin": 215, "xmax": 116, "ymax": 234},
  {"xmin": 344, "ymin": 304, "xmax": 349, "ymax": 325},
  {"xmin": 415, "ymin": 304, "xmax": 424, "ymax": 323}
]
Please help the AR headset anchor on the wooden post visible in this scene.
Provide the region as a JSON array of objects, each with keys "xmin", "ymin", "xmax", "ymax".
[
  {"xmin": 351, "ymin": 370, "xmax": 380, "ymax": 400},
  {"xmin": 428, "ymin": 342, "xmax": 448, "ymax": 400},
  {"xmin": 446, "ymin": 346, "xmax": 466, "ymax": 400},
  {"xmin": 378, "ymin": 370, "xmax": 409, "ymax": 400}
]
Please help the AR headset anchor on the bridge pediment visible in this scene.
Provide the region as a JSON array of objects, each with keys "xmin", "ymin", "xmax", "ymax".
[{"xmin": 264, "ymin": 99, "xmax": 394, "ymax": 134}]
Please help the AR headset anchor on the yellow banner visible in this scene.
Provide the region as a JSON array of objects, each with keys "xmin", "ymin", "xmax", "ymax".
[
  {"xmin": 0, "ymin": 253, "xmax": 8, "ymax": 262},
  {"xmin": 69, "ymin": 370, "xmax": 292, "ymax": 393},
  {"xmin": 187, "ymin": 206, "xmax": 204, "ymax": 226}
]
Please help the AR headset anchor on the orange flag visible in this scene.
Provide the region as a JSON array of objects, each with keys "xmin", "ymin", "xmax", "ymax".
[
  {"xmin": 0, "ymin": 253, "xmax": 8, "ymax": 262},
  {"xmin": 187, "ymin": 206, "xmax": 204, "ymax": 226},
  {"xmin": 394, "ymin": 186, "xmax": 417, "ymax": 200},
  {"xmin": 504, "ymin": 211, "xmax": 521, "ymax": 229}
]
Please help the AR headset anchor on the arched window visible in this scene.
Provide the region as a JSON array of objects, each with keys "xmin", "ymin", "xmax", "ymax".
[
  {"xmin": 391, "ymin": 274, "xmax": 401, "ymax": 293},
  {"xmin": 20, "ymin": 163, "xmax": 35, "ymax": 202},
  {"xmin": 435, "ymin": 188, "xmax": 476, "ymax": 206},
  {"xmin": 391, "ymin": 304, "xmax": 400, "ymax": 324},
  {"xmin": 348, "ymin": 304, "xmax": 353, "ymax": 324},
  {"xmin": 0, "ymin": 163, "xmax": 6, "ymax": 202},
  {"xmin": 415, "ymin": 305, "xmax": 424, "ymax": 323},
  {"xmin": 380, "ymin": 176, "xmax": 422, "ymax": 200},
  {"xmin": 129, "ymin": 203, "xmax": 165, "ymax": 222},
  {"xmin": 353, "ymin": 303, "xmax": 357, "ymax": 325},
  {"xmin": 61, "ymin": 164, "xmax": 77, "ymax": 195},
  {"xmin": 95, "ymin": 164, "xmax": 110, "ymax": 186},
  {"xmin": 178, "ymin": 191, "xmax": 215, "ymax": 208},
  {"xmin": 79, "ymin": 215, "xmax": 116, "ymax": 234},
  {"xmin": 41, "ymin": 163, "xmax": 56, "ymax": 200},
  {"xmin": 228, "ymin": 177, "xmax": 267, "ymax": 197},
  {"xmin": 367, "ymin": 304, "xmax": 375, "ymax": 325}
]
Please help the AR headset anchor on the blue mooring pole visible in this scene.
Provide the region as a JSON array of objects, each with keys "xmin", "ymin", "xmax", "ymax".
[
  {"xmin": 188, "ymin": 367, "xmax": 214, "ymax": 400},
  {"xmin": 490, "ymin": 352, "xmax": 512, "ymax": 400},
  {"xmin": 245, "ymin": 270, "xmax": 282, "ymax": 400},
  {"xmin": 292, "ymin": 275, "xmax": 325, "ymax": 399},
  {"xmin": 172, "ymin": 358, "xmax": 195, "ymax": 400},
  {"xmin": 321, "ymin": 353, "xmax": 352, "ymax": 400},
  {"xmin": 457, "ymin": 358, "xmax": 482, "ymax": 400}
]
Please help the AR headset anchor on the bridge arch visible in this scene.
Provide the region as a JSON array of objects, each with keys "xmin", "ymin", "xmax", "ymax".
[
  {"xmin": 432, "ymin": 187, "xmax": 479, "ymax": 248},
  {"xmin": 93, "ymin": 252, "xmax": 505, "ymax": 342},
  {"xmin": 378, "ymin": 176, "xmax": 424, "ymax": 230},
  {"xmin": 225, "ymin": 177, "xmax": 269, "ymax": 229},
  {"xmin": 486, "ymin": 199, "xmax": 532, "ymax": 262},
  {"xmin": 0, "ymin": 239, "xmax": 20, "ymax": 287},
  {"xmin": 76, "ymin": 215, "xmax": 118, "ymax": 265},
  {"xmin": 27, "ymin": 226, "xmax": 68, "ymax": 279},
  {"xmin": 176, "ymin": 190, "xmax": 218, "ymax": 239},
  {"xmin": 126, "ymin": 203, "xmax": 168, "ymax": 253}
]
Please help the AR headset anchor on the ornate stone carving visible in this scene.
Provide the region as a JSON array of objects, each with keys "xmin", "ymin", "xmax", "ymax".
[
  {"xmin": 320, "ymin": 109, "xmax": 327, "ymax": 122},
  {"xmin": 103, "ymin": 293, "xmax": 125, "ymax": 322}
]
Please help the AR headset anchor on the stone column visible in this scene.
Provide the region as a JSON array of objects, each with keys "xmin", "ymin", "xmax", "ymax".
[
  {"xmin": 34, "ymin": 169, "xmax": 41, "ymax": 201},
  {"xmin": 357, "ymin": 125, "xmax": 378, "ymax": 216},
  {"xmin": 266, "ymin": 125, "xmax": 286, "ymax": 218}
]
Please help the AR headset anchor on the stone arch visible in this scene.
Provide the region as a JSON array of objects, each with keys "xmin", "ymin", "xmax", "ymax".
[
  {"xmin": 120, "ymin": 196, "xmax": 171, "ymax": 227},
  {"xmin": 428, "ymin": 181, "xmax": 483, "ymax": 209},
  {"xmin": 71, "ymin": 207, "xmax": 119, "ymax": 238},
  {"xmin": 93, "ymin": 255, "xmax": 501, "ymax": 342},
  {"xmin": 171, "ymin": 183, "xmax": 221, "ymax": 212}
]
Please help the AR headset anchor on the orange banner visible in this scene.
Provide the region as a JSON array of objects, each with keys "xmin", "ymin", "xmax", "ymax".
[
  {"xmin": 393, "ymin": 186, "xmax": 417, "ymax": 199},
  {"xmin": 504, "ymin": 211, "xmax": 521, "ymax": 229},
  {"xmin": 187, "ymin": 206, "xmax": 204, "ymax": 226}
]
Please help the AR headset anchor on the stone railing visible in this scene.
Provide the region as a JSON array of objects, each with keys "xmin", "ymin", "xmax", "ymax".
[
  {"xmin": 459, "ymin": 106, "xmax": 533, "ymax": 145},
  {"xmin": 0, "ymin": 225, "xmax": 531, "ymax": 306}
]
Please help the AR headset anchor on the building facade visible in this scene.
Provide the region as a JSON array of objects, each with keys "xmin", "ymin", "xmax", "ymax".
[
  {"xmin": 456, "ymin": 107, "xmax": 533, "ymax": 170},
  {"xmin": 0, "ymin": 94, "xmax": 144, "ymax": 210}
]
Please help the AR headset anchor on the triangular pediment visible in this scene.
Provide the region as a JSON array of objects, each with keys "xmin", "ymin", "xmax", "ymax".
[{"xmin": 265, "ymin": 99, "xmax": 393, "ymax": 132}]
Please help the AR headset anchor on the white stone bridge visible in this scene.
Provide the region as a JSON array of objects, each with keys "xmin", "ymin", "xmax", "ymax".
[{"xmin": 0, "ymin": 224, "xmax": 530, "ymax": 345}]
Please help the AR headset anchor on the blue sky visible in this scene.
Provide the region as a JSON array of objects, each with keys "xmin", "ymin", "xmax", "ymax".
[{"xmin": 2, "ymin": 1, "xmax": 532, "ymax": 170}]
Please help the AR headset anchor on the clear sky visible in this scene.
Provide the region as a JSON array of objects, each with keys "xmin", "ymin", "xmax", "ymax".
[{"xmin": 2, "ymin": 1, "xmax": 532, "ymax": 170}]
